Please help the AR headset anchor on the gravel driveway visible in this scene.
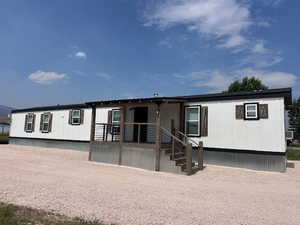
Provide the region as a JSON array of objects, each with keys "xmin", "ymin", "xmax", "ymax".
[{"xmin": 0, "ymin": 145, "xmax": 300, "ymax": 225}]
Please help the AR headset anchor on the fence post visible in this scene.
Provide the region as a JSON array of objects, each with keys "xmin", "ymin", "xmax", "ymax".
[
  {"xmin": 198, "ymin": 141, "xmax": 204, "ymax": 170},
  {"xmin": 186, "ymin": 143, "xmax": 193, "ymax": 175},
  {"xmin": 155, "ymin": 103, "xmax": 161, "ymax": 171},
  {"xmin": 89, "ymin": 105, "xmax": 96, "ymax": 161}
]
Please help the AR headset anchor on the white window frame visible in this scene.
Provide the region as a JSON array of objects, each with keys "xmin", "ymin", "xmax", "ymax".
[
  {"xmin": 112, "ymin": 110, "xmax": 121, "ymax": 124},
  {"xmin": 185, "ymin": 106, "xmax": 201, "ymax": 137},
  {"xmin": 25, "ymin": 113, "xmax": 34, "ymax": 132},
  {"xmin": 111, "ymin": 109, "xmax": 121, "ymax": 135},
  {"xmin": 71, "ymin": 109, "xmax": 81, "ymax": 125},
  {"xmin": 244, "ymin": 103, "xmax": 259, "ymax": 120},
  {"xmin": 41, "ymin": 113, "xmax": 50, "ymax": 133}
]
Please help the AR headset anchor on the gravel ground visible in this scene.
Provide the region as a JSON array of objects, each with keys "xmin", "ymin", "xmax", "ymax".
[{"xmin": 0, "ymin": 145, "xmax": 300, "ymax": 225}]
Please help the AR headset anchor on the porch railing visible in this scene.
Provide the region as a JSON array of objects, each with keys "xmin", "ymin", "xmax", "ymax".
[
  {"xmin": 93, "ymin": 122, "xmax": 204, "ymax": 174},
  {"xmin": 94, "ymin": 122, "xmax": 157, "ymax": 143}
]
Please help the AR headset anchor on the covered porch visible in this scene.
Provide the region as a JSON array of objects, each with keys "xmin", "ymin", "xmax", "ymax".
[{"xmin": 86, "ymin": 97, "xmax": 204, "ymax": 175}]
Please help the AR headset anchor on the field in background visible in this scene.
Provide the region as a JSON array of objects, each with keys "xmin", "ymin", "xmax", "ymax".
[
  {"xmin": 0, "ymin": 202, "xmax": 110, "ymax": 225},
  {"xmin": 0, "ymin": 134, "xmax": 8, "ymax": 144},
  {"xmin": 287, "ymin": 149, "xmax": 300, "ymax": 160}
]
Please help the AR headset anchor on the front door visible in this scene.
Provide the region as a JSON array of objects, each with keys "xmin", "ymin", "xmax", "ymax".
[{"xmin": 133, "ymin": 107, "xmax": 148, "ymax": 143}]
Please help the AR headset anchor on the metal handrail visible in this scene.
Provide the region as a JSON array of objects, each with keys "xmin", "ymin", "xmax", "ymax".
[
  {"xmin": 176, "ymin": 130, "xmax": 199, "ymax": 147},
  {"xmin": 160, "ymin": 126, "xmax": 186, "ymax": 146}
]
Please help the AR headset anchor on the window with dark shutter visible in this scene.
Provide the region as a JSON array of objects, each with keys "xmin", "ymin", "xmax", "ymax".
[
  {"xmin": 40, "ymin": 113, "xmax": 52, "ymax": 133},
  {"xmin": 69, "ymin": 109, "xmax": 84, "ymax": 125},
  {"xmin": 24, "ymin": 113, "xmax": 35, "ymax": 132}
]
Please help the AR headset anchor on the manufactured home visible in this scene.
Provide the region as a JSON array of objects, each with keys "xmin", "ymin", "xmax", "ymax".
[{"xmin": 9, "ymin": 88, "xmax": 292, "ymax": 173}]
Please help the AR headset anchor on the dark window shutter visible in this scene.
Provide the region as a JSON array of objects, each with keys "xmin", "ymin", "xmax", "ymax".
[
  {"xmin": 236, "ymin": 105, "xmax": 244, "ymax": 119},
  {"xmin": 24, "ymin": 115, "xmax": 28, "ymax": 132},
  {"xmin": 69, "ymin": 110, "xmax": 73, "ymax": 125},
  {"xmin": 80, "ymin": 109, "xmax": 84, "ymax": 124},
  {"xmin": 48, "ymin": 113, "xmax": 53, "ymax": 132},
  {"xmin": 108, "ymin": 110, "xmax": 112, "ymax": 124},
  {"xmin": 108, "ymin": 110, "xmax": 112, "ymax": 134},
  {"xmin": 259, "ymin": 104, "xmax": 268, "ymax": 119},
  {"xmin": 40, "ymin": 114, "xmax": 44, "ymax": 131},
  {"xmin": 32, "ymin": 114, "xmax": 36, "ymax": 132},
  {"xmin": 201, "ymin": 106, "xmax": 208, "ymax": 137}
]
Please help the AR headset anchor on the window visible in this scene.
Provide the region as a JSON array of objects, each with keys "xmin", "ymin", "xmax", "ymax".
[
  {"xmin": 185, "ymin": 106, "xmax": 200, "ymax": 136},
  {"xmin": 71, "ymin": 110, "xmax": 81, "ymax": 125},
  {"xmin": 244, "ymin": 103, "xmax": 259, "ymax": 120},
  {"xmin": 111, "ymin": 110, "xmax": 121, "ymax": 135},
  {"xmin": 25, "ymin": 113, "xmax": 35, "ymax": 132},
  {"xmin": 112, "ymin": 110, "xmax": 121, "ymax": 123},
  {"xmin": 40, "ymin": 113, "xmax": 52, "ymax": 133}
]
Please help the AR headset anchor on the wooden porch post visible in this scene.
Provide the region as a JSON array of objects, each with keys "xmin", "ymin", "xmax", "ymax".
[
  {"xmin": 179, "ymin": 102, "xmax": 185, "ymax": 133},
  {"xmin": 198, "ymin": 141, "xmax": 204, "ymax": 170},
  {"xmin": 155, "ymin": 103, "xmax": 161, "ymax": 171},
  {"xmin": 88, "ymin": 105, "xmax": 96, "ymax": 161},
  {"xmin": 186, "ymin": 143, "xmax": 193, "ymax": 175},
  {"xmin": 119, "ymin": 106, "xmax": 126, "ymax": 165}
]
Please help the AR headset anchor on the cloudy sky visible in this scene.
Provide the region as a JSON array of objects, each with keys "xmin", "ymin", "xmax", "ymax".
[{"xmin": 1, "ymin": 0, "xmax": 299, "ymax": 108}]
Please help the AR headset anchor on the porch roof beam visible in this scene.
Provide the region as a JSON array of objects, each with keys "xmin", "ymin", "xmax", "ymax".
[{"xmin": 86, "ymin": 98, "xmax": 187, "ymax": 107}]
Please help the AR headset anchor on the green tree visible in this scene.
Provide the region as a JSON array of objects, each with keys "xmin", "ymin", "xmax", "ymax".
[
  {"xmin": 289, "ymin": 98, "xmax": 300, "ymax": 141},
  {"xmin": 225, "ymin": 77, "xmax": 268, "ymax": 93}
]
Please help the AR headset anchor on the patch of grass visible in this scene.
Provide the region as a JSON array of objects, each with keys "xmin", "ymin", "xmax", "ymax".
[
  {"xmin": 287, "ymin": 150, "xmax": 300, "ymax": 160},
  {"xmin": 290, "ymin": 142, "xmax": 300, "ymax": 148},
  {"xmin": 0, "ymin": 202, "xmax": 112, "ymax": 225},
  {"xmin": 0, "ymin": 134, "xmax": 8, "ymax": 141}
]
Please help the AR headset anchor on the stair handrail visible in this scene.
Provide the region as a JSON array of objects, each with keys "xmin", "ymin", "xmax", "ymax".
[
  {"xmin": 160, "ymin": 126, "xmax": 186, "ymax": 146},
  {"xmin": 176, "ymin": 130, "xmax": 199, "ymax": 147}
]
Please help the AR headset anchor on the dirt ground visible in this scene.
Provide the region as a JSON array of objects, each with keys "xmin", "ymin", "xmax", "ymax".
[{"xmin": 0, "ymin": 144, "xmax": 299, "ymax": 225}]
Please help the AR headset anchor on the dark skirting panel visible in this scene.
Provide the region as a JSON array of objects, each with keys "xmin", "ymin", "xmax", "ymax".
[
  {"xmin": 9, "ymin": 137, "xmax": 90, "ymax": 152},
  {"xmin": 192, "ymin": 147, "xmax": 286, "ymax": 172}
]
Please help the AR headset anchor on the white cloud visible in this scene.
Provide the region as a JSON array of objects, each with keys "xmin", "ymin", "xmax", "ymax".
[
  {"xmin": 240, "ymin": 54, "xmax": 283, "ymax": 68},
  {"xmin": 261, "ymin": 0, "xmax": 284, "ymax": 7},
  {"xmin": 74, "ymin": 51, "xmax": 87, "ymax": 59},
  {"xmin": 174, "ymin": 68, "xmax": 297, "ymax": 91},
  {"xmin": 251, "ymin": 40, "xmax": 269, "ymax": 54},
  {"xmin": 28, "ymin": 70, "xmax": 67, "ymax": 85},
  {"xmin": 257, "ymin": 21, "xmax": 271, "ymax": 28},
  {"xmin": 237, "ymin": 68, "xmax": 297, "ymax": 88},
  {"xmin": 144, "ymin": 0, "xmax": 252, "ymax": 49},
  {"xmin": 96, "ymin": 72, "xmax": 112, "ymax": 80}
]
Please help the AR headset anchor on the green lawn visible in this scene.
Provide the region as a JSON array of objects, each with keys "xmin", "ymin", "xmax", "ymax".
[
  {"xmin": 0, "ymin": 134, "xmax": 9, "ymax": 142},
  {"xmin": 290, "ymin": 142, "xmax": 300, "ymax": 148},
  {"xmin": 0, "ymin": 202, "xmax": 113, "ymax": 225},
  {"xmin": 287, "ymin": 150, "xmax": 300, "ymax": 160}
]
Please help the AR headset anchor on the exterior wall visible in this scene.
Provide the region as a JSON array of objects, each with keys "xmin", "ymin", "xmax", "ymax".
[
  {"xmin": 186, "ymin": 97, "xmax": 286, "ymax": 153},
  {"xmin": 10, "ymin": 108, "xmax": 92, "ymax": 141}
]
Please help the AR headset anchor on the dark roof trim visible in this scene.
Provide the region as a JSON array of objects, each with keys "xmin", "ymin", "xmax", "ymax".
[
  {"xmin": 87, "ymin": 88, "xmax": 292, "ymax": 106},
  {"xmin": 180, "ymin": 88, "xmax": 292, "ymax": 105},
  {"xmin": 11, "ymin": 104, "xmax": 88, "ymax": 113},
  {"xmin": 11, "ymin": 88, "xmax": 292, "ymax": 113}
]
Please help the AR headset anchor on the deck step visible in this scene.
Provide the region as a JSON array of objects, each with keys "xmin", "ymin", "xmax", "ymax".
[
  {"xmin": 170, "ymin": 152, "xmax": 185, "ymax": 160},
  {"xmin": 175, "ymin": 157, "xmax": 186, "ymax": 165},
  {"xmin": 177, "ymin": 162, "xmax": 196, "ymax": 171}
]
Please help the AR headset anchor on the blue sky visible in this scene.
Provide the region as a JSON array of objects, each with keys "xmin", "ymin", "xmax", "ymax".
[{"xmin": 1, "ymin": 0, "xmax": 299, "ymax": 108}]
